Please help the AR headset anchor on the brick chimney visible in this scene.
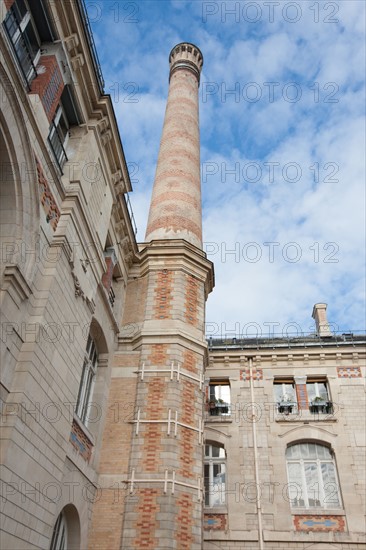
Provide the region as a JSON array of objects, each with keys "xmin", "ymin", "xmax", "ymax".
[
  {"xmin": 145, "ymin": 43, "xmax": 204, "ymax": 249},
  {"xmin": 312, "ymin": 303, "xmax": 333, "ymax": 337}
]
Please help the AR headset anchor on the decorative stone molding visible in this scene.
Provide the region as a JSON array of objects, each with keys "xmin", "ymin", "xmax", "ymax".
[
  {"xmin": 1, "ymin": 265, "xmax": 32, "ymax": 305},
  {"xmin": 204, "ymin": 513, "xmax": 227, "ymax": 531},
  {"xmin": 293, "ymin": 515, "xmax": 345, "ymax": 532},
  {"xmin": 337, "ymin": 366, "xmax": 362, "ymax": 378},
  {"xmin": 240, "ymin": 368, "xmax": 263, "ymax": 381},
  {"xmin": 71, "ymin": 271, "xmax": 95, "ymax": 313},
  {"xmin": 70, "ymin": 53, "xmax": 85, "ymax": 71},
  {"xmin": 36, "ymin": 156, "xmax": 60, "ymax": 230},
  {"xmin": 70, "ymin": 418, "xmax": 93, "ymax": 462},
  {"xmin": 64, "ymin": 33, "xmax": 80, "ymax": 52}
]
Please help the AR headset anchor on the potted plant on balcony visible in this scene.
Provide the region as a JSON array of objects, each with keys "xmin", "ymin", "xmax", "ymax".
[
  {"xmin": 278, "ymin": 392, "xmax": 294, "ymax": 414},
  {"xmin": 310, "ymin": 395, "xmax": 329, "ymax": 413}
]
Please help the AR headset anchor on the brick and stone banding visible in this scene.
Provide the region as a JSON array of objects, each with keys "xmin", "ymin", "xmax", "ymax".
[{"xmin": 145, "ymin": 44, "xmax": 204, "ymax": 249}]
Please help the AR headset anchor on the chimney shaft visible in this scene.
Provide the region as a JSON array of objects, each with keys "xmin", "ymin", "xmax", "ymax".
[
  {"xmin": 312, "ymin": 303, "xmax": 333, "ymax": 337},
  {"xmin": 145, "ymin": 43, "xmax": 203, "ymax": 249}
]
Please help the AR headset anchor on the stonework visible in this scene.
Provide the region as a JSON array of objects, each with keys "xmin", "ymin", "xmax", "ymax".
[{"xmin": 0, "ymin": 2, "xmax": 365, "ymax": 550}]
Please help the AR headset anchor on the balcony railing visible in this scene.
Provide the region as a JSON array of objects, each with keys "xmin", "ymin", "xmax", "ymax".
[
  {"xmin": 309, "ymin": 400, "xmax": 333, "ymax": 414},
  {"xmin": 208, "ymin": 401, "xmax": 231, "ymax": 417}
]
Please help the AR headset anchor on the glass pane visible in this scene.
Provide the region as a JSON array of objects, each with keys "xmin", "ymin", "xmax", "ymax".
[
  {"xmin": 204, "ymin": 463, "xmax": 210, "ymax": 505},
  {"xmin": 321, "ymin": 463, "xmax": 340, "ymax": 507},
  {"xmin": 274, "ymin": 383, "xmax": 295, "ymax": 403},
  {"xmin": 308, "ymin": 443, "xmax": 317, "ymax": 459},
  {"xmin": 300, "ymin": 443, "xmax": 309, "ymax": 458},
  {"xmin": 287, "ymin": 462, "xmax": 305, "ymax": 506},
  {"xmin": 212, "ymin": 463, "xmax": 225, "ymax": 506},
  {"xmin": 220, "ymin": 385, "xmax": 230, "ymax": 404},
  {"xmin": 212, "ymin": 445, "xmax": 220, "ymax": 458},
  {"xmin": 318, "ymin": 382, "xmax": 328, "ymax": 400},
  {"xmin": 307, "ymin": 383, "xmax": 316, "ymax": 401},
  {"xmin": 205, "ymin": 445, "xmax": 210, "ymax": 457},
  {"xmin": 305, "ymin": 462, "xmax": 321, "ymax": 507}
]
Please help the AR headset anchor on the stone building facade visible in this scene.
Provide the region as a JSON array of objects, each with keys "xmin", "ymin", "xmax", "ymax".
[{"xmin": 0, "ymin": 1, "xmax": 365, "ymax": 549}]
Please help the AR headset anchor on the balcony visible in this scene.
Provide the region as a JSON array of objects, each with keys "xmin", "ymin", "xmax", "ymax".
[
  {"xmin": 309, "ymin": 399, "xmax": 333, "ymax": 414},
  {"xmin": 208, "ymin": 400, "xmax": 231, "ymax": 417},
  {"xmin": 277, "ymin": 401, "xmax": 298, "ymax": 415}
]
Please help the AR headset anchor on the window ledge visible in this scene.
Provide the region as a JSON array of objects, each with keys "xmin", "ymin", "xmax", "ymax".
[
  {"xmin": 275, "ymin": 411, "xmax": 337, "ymax": 423},
  {"xmin": 205, "ymin": 414, "xmax": 232, "ymax": 424},
  {"xmin": 292, "ymin": 508, "xmax": 345, "ymax": 516},
  {"xmin": 204, "ymin": 507, "xmax": 228, "ymax": 513}
]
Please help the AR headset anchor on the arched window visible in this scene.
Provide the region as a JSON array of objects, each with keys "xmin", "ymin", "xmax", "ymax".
[
  {"xmin": 75, "ymin": 335, "xmax": 98, "ymax": 425},
  {"xmin": 204, "ymin": 443, "xmax": 226, "ymax": 507},
  {"xmin": 50, "ymin": 511, "xmax": 67, "ymax": 550},
  {"xmin": 286, "ymin": 443, "xmax": 342, "ymax": 509}
]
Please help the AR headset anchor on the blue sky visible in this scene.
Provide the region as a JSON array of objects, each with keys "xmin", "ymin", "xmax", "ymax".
[{"xmin": 87, "ymin": 0, "xmax": 365, "ymax": 336}]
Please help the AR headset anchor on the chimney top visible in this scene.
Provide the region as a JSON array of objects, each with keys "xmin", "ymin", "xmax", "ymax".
[
  {"xmin": 312, "ymin": 303, "xmax": 333, "ymax": 337},
  {"xmin": 169, "ymin": 42, "xmax": 203, "ymax": 83}
]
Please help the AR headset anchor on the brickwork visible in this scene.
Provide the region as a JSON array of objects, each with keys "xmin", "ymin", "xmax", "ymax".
[
  {"xmin": 240, "ymin": 367, "xmax": 263, "ymax": 381},
  {"xmin": 134, "ymin": 489, "xmax": 160, "ymax": 549},
  {"xmin": 337, "ymin": 366, "xmax": 362, "ymax": 377},
  {"xmin": 295, "ymin": 382, "xmax": 309, "ymax": 409},
  {"xmin": 204, "ymin": 513, "xmax": 227, "ymax": 530},
  {"xmin": 145, "ymin": 44, "xmax": 203, "ymax": 249},
  {"xmin": 177, "ymin": 492, "xmax": 194, "ymax": 548},
  {"xmin": 293, "ymin": 514, "xmax": 346, "ymax": 532},
  {"xmin": 30, "ymin": 55, "xmax": 64, "ymax": 122},
  {"xmin": 154, "ymin": 270, "xmax": 173, "ymax": 319},
  {"xmin": 69, "ymin": 419, "xmax": 93, "ymax": 462},
  {"xmin": 36, "ymin": 155, "xmax": 60, "ymax": 230},
  {"xmin": 185, "ymin": 274, "xmax": 199, "ymax": 326}
]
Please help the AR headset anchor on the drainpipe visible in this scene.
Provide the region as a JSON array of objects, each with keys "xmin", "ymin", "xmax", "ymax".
[{"xmin": 249, "ymin": 356, "xmax": 264, "ymax": 550}]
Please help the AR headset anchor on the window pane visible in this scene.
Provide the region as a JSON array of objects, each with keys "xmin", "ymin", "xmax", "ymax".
[
  {"xmin": 321, "ymin": 463, "xmax": 340, "ymax": 507},
  {"xmin": 205, "ymin": 445, "xmax": 210, "ymax": 457},
  {"xmin": 308, "ymin": 443, "xmax": 317, "ymax": 459},
  {"xmin": 212, "ymin": 445, "xmax": 220, "ymax": 458},
  {"xmin": 300, "ymin": 443, "xmax": 309, "ymax": 458},
  {"xmin": 204, "ymin": 464, "xmax": 210, "ymax": 506},
  {"xmin": 212, "ymin": 463, "xmax": 225, "ymax": 506},
  {"xmin": 287, "ymin": 462, "xmax": 305, "ymax": 507},
  {"xmin": 304, "ymin": 462, "xmax": 321, "ymax": 507}
]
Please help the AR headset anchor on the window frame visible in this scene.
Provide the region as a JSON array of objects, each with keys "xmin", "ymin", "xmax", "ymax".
[
  {"xmin": 208, "ymin": 379, "xmax": 231, "ymax": 416},
  {"xmin": 49, "ymin": 511, "xmax": 67, "ymax": 550},
  {"xmin": 48, "ymin": 103, "xmax": 70, "ymax": 172},
  {"xmin": 75, "ymin": 335, "xmax": 98, "ymax": 426},
  {"xmin": 286, "ymin": 442, "xmax": 342, "ymax": 510},
  {"xmin": 3, "ymin": 0, "xmax": 41, "ymax": 87},
  {"xmin": 204, "ymin": 443, "xmax": 227, "ymax": 508}
]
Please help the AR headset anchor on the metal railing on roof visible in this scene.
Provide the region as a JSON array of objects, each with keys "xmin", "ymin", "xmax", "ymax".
[
  {"xmin": 207, "ymin": 331, "xmax": 366, "ymax": 350},
  {"xmin": 76, "ymin": 0, "xmax": 105, "ymax": 93}
]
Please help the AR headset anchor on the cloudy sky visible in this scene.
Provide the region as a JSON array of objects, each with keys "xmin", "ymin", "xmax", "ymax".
[{"xmin": 87, "ymin": 0, "xmax": 365, "ymax": 337}]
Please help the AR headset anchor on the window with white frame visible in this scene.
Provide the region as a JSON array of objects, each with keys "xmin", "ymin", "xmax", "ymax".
[
  {"xmin": 204, "ymin": 443, "xmax": 226, "ymax": 507},
  {"xmin": 49, "ymin": 511, "xmax": 67, "ymax": 550},
  {"xmin": 286, "ymin": 443, "xmax": 342, "ymax": 509},
  {"xmin": 3, "ymin": 0, "xmax": 40, "ymax": 85},
  {"xmin": 75, "ymin": 335, "xmax": 98, "ymax": 425},
  {"xmin": 274, "ymin": 379, "xmax": 297, "ymax": 413},
  {"xmin": 208, "ymin": 380, "xmax": 231, "ymax": 416}
]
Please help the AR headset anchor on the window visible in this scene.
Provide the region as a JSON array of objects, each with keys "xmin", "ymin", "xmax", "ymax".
[
  {"xmin": 204, "ymin": 444, "xmax": 226, "ymax": 507},
  {"xmin": 75, "ymin": 335, "xmax": 98, "ymax": 425},
  {"xmin": 48, "ymin": 104, "xmax": 69, "ymax": 170},
  {"xmin": 208, "ymin": 380, "xmax": 231, "ymax": 416},
  {"xmin": 3, "ymin": 0, "xmax": 40, "ymax": 86},
  {"xmin": 50, "ymin": 511, "xmax": 67, "ymax": 550},
  {"xmin": 274, "ymin": 380, "xmax": 297, "ymax": 414},
  {"xmin": 286, "ymin": 443, "xmax": 341, "ymax": 509},
  {"xmin": 274, "ymin": 378, "xmax": 333, "ymax": 415},
  {"xmin": 307, "ymin": 379, "xmax": 332, "ymax": 413}
]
